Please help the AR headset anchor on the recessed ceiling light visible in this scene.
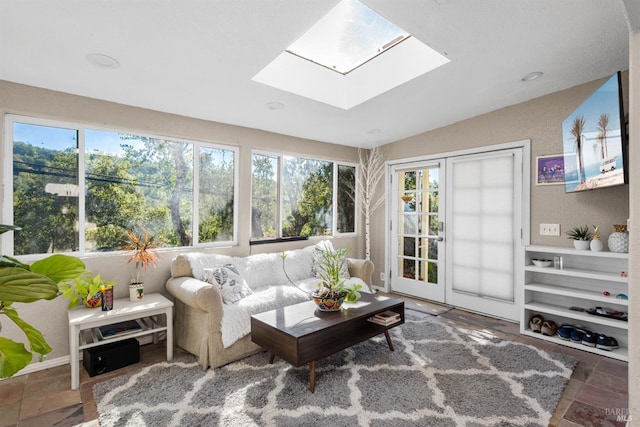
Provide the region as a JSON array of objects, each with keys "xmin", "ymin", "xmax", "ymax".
[
  {"xmin": 265, "ymin": 102, "xmax": 285, "ymax": 110},
  {"xmin": 86, "ymin": 53, "xmax": 120, "ymax": 69},
  {"xmin": 521, "ymin": 71, "xmax": 543, "ymax": 82}
]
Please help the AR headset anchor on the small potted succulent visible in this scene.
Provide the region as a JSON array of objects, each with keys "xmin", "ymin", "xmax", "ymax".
[
  {"xmin": 566, "ymin": 225, "xmax": 592, "ymax": 250},
  {"xmin": 122, "ymin": 229, "xmax": 158, "ymax": 301}
]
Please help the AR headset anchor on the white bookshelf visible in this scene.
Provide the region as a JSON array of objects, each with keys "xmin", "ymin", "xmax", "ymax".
[{"xmin": 522, "ymin": 245, "xmax": 628, "ymax": 361}]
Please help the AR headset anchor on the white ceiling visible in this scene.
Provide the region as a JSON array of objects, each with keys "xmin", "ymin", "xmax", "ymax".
[{"xmin": 0, "ymin": 1, "xmax": 634, "ymax": 148}]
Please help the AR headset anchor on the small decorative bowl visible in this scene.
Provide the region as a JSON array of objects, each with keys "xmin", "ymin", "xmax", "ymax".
[{"xmin": 532, "ymin": 259, "xmax": 552, "ymax": 268}]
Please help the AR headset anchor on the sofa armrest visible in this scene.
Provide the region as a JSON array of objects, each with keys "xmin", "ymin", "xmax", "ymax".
[
  {"xmin": 166, "ymin": 276, "xmax": 224, "ymax": 322},
  {"xmin": 347, "ymin": 258, "xmax": 374, "ymax": 291}
]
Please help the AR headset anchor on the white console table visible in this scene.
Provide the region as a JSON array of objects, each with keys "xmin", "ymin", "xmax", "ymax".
[{"xmin": 68, "ymin": 293, "xmax": 173, "ymax": 389}]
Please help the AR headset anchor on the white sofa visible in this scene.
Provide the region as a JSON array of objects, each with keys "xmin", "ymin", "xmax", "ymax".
[{"xmin": 165, "ymin": 241, "xmax": 374, "ymax": 369}]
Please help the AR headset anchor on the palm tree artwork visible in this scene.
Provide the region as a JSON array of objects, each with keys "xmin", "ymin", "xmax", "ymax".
[
  {"xmin": 596, "ymin": 113, "xmax": 609, "ymax": 160},
  {"xmin": 570, "ymin": 115, "xmax": 586, "ymax": 184}
]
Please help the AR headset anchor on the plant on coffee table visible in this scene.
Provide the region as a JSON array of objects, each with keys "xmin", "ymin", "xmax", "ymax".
[{"xmin": 282, "ymin": 245, "xmax": 362, "ymax": 311}]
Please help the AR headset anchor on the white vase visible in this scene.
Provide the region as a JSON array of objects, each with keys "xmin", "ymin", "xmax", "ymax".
[
  {"xmin": 573, "ymin": 240, "xmax": 590, "ymax": 250},
  {"xmin": 590, "ymin": 239, "xmax": 604, "ymax": 252},
  {"xmin": 129, "ymin": 283, "xmax": 144, "ymax": 301},
  {"xmin": 608, "ymin": 232, "xmax": 629, "ymax": 253}
]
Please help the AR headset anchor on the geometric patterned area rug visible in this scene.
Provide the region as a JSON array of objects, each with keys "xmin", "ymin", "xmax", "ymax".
[{"xmin": 93, "ymin": 314, "xmax": 576, "ymax": 427}]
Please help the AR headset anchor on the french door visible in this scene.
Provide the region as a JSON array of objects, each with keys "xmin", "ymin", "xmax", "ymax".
[
  {"xmin": 445, "ymin": 149, "xmax": 522, "ymax": 321},
  {"xmin": 389, "ymin": 147, "xmax": 524, "ymax": 321},
  {"xmin": 390, "ymin": 161, "xmax": 445, "ymax": 302}
]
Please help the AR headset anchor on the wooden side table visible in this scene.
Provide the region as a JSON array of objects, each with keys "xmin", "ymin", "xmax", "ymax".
[{"xmin": 67, "ymin": 293, "xmax": 173, "ymax": 389}]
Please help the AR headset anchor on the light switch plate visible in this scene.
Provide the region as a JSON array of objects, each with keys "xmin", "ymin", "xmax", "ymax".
[{"xmin": 540, "ymin": 223, "xmax": 560, "ymax": 236}]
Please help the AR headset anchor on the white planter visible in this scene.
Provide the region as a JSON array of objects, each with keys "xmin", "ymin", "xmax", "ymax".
[
  {"xmin": 129, "ymin": 283, "xmax": 145, "ymax": 301},
  {"xmin": 590, "ymin": 239, "xmax": 604, "ymax": 252},
  {"xmin": 573, "ymin": 240, "xmax": 591, "ymax": 250}
]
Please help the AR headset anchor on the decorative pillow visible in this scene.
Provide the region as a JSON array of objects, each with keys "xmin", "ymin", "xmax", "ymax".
[{"xmin": 203, "ymin": 264, "xmax": 253, "ymax": 304}]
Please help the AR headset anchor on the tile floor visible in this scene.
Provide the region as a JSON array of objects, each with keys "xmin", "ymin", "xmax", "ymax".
[{"xmin": 0, "ymin": 293, "xmax": 629, "ymax": 426}]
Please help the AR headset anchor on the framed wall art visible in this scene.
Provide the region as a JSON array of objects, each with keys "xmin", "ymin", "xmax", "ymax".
[{"xmin": 536, "ymin": 154, "xmax": 565, "ymax": 185}]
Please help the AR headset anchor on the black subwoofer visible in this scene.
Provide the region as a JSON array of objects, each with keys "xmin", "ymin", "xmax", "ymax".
[{"xmin": 83, "ymin": 338, "xmax": 140, "ymax": 377}]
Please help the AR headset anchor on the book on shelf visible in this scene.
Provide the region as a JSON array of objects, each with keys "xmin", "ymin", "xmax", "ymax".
[
  {"xmin": 367, "ymin": 310, "xmax": 401, "ymax": 326},
  {"xmin": 97, "ymin": 320, "xmax": 143, "ymax": 340}
]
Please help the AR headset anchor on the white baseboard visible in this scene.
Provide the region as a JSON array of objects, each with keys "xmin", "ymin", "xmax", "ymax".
[{"xmin": 6, "ymin": 355, "xmax": 71, "ymax": 378}]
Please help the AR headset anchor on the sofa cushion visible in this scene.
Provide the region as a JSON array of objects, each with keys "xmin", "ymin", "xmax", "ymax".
[{"xmin": 204, "ymin": 264, "xmax": 253, "ymax": 304}]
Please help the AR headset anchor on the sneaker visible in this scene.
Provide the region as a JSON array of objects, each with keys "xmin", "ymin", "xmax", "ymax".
[
  {"xmin": 570, "ymin": 329, "xmax": 585, "ymax": 343},
  {"xmin": 582, "ymin": 331, "xmax": 597, "ymax": 347},
  {"xmin": 596, "ymin": 335, "xmax": 619, "ymax": 351},
  {"xmin": 557, "ymin": 325, "xmax": 574, "ymax": 341}
]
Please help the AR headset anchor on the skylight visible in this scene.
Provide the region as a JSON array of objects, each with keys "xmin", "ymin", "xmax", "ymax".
[
  {"xmin": 252, "ymin": 0, "xmax": 450, "ymax": 110},
  {"xmin": 286, "ymin": 0, "xmax": 409, "ymax": 74}
]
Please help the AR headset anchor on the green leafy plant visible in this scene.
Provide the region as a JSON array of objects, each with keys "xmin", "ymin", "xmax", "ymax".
[
  {"xmin": 59, "ymin": 273, "xmax": 116, "ymax": 309},
  {"xmin": 281, "ymin": 245, "xmax": 362, "ymax": 303},
  {"xmin": 0, "ymin": 224, "xmax": 86, "ymax": 378},
  {"xmin": 566, "ymin": 225, "xmax": 592, "ymax": 241}
]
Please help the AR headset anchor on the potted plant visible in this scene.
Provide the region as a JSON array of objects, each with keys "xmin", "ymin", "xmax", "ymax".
[
  {"xmin": 59, "ymin": 273, "xmax": 116, "ymax": 309},
  {"xmin": 282, "ymin": 245, "xmax": 362, "ymax": 311},
  {"xmin": 566, "ymin": 225, "xmax": 592, "ymax": 250},
  {"xmin": 0, "ymin": 224, "xmax": 86, "ymax": 378},
  {"xmin": 122, "ymin": 229, "xmax": 158, "ymax": 301}
]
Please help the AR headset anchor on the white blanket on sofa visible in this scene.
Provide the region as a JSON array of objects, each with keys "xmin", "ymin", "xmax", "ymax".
[{"xmin": 220, "ymin": 277, "xmax": 367, "ymax": 348}]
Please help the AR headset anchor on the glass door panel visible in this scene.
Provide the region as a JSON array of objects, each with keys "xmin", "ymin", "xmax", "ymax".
[{"xmin": 390, "ymin": 162, "xmax": 445, "ymax": 302}]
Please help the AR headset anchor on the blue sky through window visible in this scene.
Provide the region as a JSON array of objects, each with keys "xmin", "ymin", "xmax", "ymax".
[{"xmin": 286, "ymin": 0, "xmax": 409, "ymax": 74}]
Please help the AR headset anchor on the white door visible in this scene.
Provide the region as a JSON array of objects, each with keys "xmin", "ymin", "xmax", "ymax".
[
  {"xmin": 445, "ymin": 149, "xmax": 522, "ymax": 321},
  {"xmin": 390, "ymin": 161, "xmax": 445, "ymax": 302}
]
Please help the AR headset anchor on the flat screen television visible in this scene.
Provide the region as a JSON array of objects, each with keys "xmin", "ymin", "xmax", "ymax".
[{"xmin": 562, "ymin": 72, "xmax": 628, "ymax": 193}]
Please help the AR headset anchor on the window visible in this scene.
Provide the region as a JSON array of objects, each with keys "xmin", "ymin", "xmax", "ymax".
[
  {"xmin": 4, "ymin": 116, "xmax": 237, "ymax": 255},
  {"xmin": 286, "ymin": 0, "xmax": 409, "ymax": 74},
  {"xmin": 251, "ymin": 152, "xmax": 357, "ymax": 241}
]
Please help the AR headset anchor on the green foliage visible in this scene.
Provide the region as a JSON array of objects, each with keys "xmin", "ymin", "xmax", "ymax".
[
  {"xmin": 566, "ymin": 225, "xmax": 592, "ymax": 241},
  {"xmin": 281, "ymin": 245, "xmax": 362, "ymax": 303},
  {"xmin": 59, "ymin": 273, "xmax": 116, "ymax": 309},
  {"xmin": 0, "ymin": 225, "xmax": 86, "ymax": 378}
]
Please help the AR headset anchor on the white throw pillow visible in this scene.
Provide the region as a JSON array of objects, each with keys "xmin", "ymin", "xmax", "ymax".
[{"xmin": 203, "ymin": 264, "xmax": 253, "ymax": 304}]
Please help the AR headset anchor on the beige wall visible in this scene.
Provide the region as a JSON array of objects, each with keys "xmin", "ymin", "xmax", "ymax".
[
  {"xmin": 0, "ymin": 80, "xmax": 364, "ymax": 363},
  {"xmin": 369, "ymin": 74, "xmax": 630, "ymax": 288}
]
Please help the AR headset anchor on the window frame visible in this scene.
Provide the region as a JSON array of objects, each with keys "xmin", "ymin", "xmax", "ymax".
[
  {"xmin": 250, "ymin": 149, "xmax": 358, "ymax": 242},
  {"xmin": 3, "ymin": 114, "xmax": 239, "ymax": 257}
]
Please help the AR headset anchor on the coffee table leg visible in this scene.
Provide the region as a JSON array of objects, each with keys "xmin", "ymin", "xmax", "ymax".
[
  {"xmin": 384, "ymin": 330, "xmax": 395, "ymax": 352},
  {"xmin": 309, "ymin": 361, "xmax": 316, "ymax": 393},
  {"xmin": 269, "ymin": 353, "xmax": 275, "ymax": 364}
]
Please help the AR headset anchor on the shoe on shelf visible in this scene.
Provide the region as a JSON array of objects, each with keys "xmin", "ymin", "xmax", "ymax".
[
  {"xmin": 596, "ymin": 334, "xmax": 619, "ymax": 351},
  {"xmin": 582, "ymin": 331, "xmax": 598, "ymax": 347},
  {"xmin": 557, "ymin": 325, "xmax": 575, "ymax": 341},
  {"xmin": 529, "ymin": 314, "xmax": 544, "ymax": 333},
  {"xmin": 541, "ymin": 320, "xmax": 557, "ymax": 336},
  {"xmin": 570, "ymin": 329, "xmax": 589, "ymax": 343}
]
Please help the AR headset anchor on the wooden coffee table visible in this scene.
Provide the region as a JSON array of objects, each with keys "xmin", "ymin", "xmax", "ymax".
[{"xmin": 250, "ymin": 293, "xmax": 404, "ymax": 392}]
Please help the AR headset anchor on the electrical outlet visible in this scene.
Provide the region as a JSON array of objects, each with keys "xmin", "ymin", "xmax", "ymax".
[
  {"xmin": 380, "ymin": 272, "xmax": 385, "ymax": 282},
  {"xmin": 540, "ymin": 223, "xmax": 560, "ymax": 236}
]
